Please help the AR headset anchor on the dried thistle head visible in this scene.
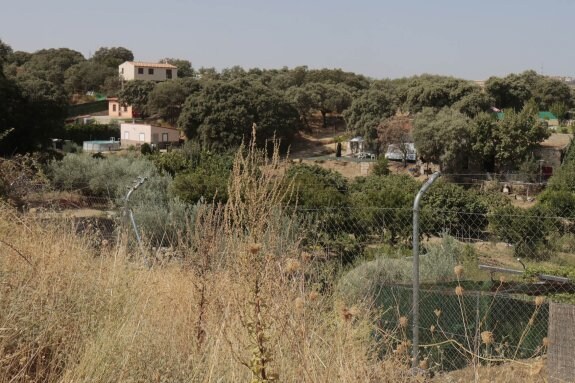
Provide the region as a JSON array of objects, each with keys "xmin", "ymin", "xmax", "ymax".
[
  {"xmin": 395, "ymin": 340, "xmax": 411, "ymax": 355},
  {"xmin": 395, "ymin": 343, "xmax": 407, "ymax": 355},
  {"xmin": 339, "ymin": 306, "xmax": 353, "ymax": 322},
  {"xmin": 535, "ymin": 296, "xmax": 545, "ymax": 307},
  {"xmin": 284, "ymin": 258, "xmax": 301, "ymax": 274},
  {"xmin": 481, "ymin": 331, "xmax": 494, "ymax": 345},
  {"xmin": 294, "ymin": 297, "xmax": 304, "ymax": 314},
  {"xmin": 434, "ymin": 309, "xmax": 442, "ymax": 317},
  {"xmin": 300, "ymin": 251, "xmax": 312, "ymax": 263},
  {"xmin": 499, "ymin": 275, "xmax": 506, "ymax": 283},
  {"xmin": 430, "ymin": 325, "xmax": 436, "ymax": 334},
  {"xmin": 308, "ymin": 290, "xmax": 319, "ymax": 302},
  {"xmin": 348, "ymin": 306, "xmax": 360, "ymax": 318},
  {"xmin": 542, "ymin": 337, "xmax": 549, "ymax": 347},
  {"xmin": 455, "ymin": 286, "xmax": 464, "ymax": 296},
  {"xmin": 419, "ymin": 358, "xmax": 429, "ymax": 370},
  {"xmin": 248, "ymin": 243, "xmax": 262, "ymax": 255},
  {"xmin": 454, "ymin": 265, "xmax": 464, "ymax": 278},
  {"xmin": 399, "ymin": 316, "xmax": 408, "ymax": 329}
]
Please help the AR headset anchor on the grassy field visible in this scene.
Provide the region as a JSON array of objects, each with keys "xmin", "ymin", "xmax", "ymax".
[{"xmin": 0, "ymin": 139, "xmax": 556, "ymax": 382}]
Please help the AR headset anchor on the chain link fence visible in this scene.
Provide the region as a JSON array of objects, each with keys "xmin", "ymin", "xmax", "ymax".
[{"xmin": 14, "ymin": 184, "xmax": 575, "ymax": 377}]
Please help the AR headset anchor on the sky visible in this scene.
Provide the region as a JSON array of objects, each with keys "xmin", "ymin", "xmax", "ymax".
[{"xmin": 2, "ymin": 0, "xmax": 575, "ymax": 80}]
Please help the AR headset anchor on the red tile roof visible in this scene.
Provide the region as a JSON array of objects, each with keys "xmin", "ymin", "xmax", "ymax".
[{"xmin": 123, "ymin": 61, "xmax": 177, "ymax": 69}]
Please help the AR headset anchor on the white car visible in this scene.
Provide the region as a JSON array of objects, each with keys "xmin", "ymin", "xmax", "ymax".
[{"xmin": 384, "ymin": 144, "xmax": 417, "ymax": 162}]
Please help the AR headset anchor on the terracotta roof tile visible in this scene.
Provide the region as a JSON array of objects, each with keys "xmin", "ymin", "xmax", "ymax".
[{"xmin": 123, "ymin": 61, "xmax": 178, "ymax": 69}]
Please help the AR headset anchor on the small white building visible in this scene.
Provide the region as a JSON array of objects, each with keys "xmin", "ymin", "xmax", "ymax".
[
  {"xmin": 120, "ymin": 123, "xmax": 180, "ymax": 148},
  {"xmin": 119, "ymin": 61, "xmax": 178, "ymax": 82},
  {"xmin": 347, "ymin": 136, "xmax": 365, "ymax": 156}
]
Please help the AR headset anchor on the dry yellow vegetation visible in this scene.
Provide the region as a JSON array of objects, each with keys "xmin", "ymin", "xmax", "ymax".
[{"xmin": 0, "ymin": 133, "xmax": 551, "ymax": 383}]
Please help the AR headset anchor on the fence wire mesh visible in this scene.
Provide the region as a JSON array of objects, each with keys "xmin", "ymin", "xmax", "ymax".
[{"xmin": 16, "ymin": 185, "xmax": 575, "ymax": 377}]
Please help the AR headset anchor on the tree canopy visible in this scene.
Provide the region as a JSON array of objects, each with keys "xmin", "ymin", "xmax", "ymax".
[
  {"xmin": 485, "ymin": 70, "xmax": 574, "ymax": 111},
  {"xmin": 160, "ymin": 58, "xmax": 194, "ymax": 78},
  {"xmin": 343, "ymin": 90, "xmax": 396, "ymax": 152},
  {"xmin": 147, "ymin": 78, "xmax": 202, "ymax": 124},
  {"xmin": 92, "ymin": 47, "xmax": 134, "ymax": 68},
  {"xmin": 117, "ymin": 80, "xmax": 156, "ymax": 117},
  {"xmin": 178, "ymin": 79, "xmax": 301, "ymax": 149},
  {"xmin": 0, "ymin": 55, "xmax": 67, "ymax": 153},
  {"xmin": 398, "ymin": 75, "xmax": 480, "ymax": 113}
]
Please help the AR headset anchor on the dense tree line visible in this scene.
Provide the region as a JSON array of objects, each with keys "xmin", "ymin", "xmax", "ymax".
[{"xmin": 3, "ymin": 37, "xmax": 573, "ymax": 167}]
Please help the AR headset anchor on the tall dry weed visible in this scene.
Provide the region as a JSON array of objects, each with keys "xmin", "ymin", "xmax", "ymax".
[{"xmin": 0, "ymin": 130, "xmax": 431, "ymax": 382}]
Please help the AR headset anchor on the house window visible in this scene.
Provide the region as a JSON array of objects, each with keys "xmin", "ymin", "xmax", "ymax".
[
  {"xmin": 121, "ymin": 68, "xmax": 124, "ymax": 74},
  {"xmin": 112, "ymin": 104, "xmax": 117, "ymax": 112},
  {"xmin": 139, "ymin": 133, "xmax": 145, "ymax": 142},
  {"xmin": 137, "ymin": 67, "xmax": 144, "ymax": 74},
  {"xmin": 166, "ymin": 69, "xmax": 172, "ymax": 79},
  {"xmin": 162, "ymin": 133, "xmax": 169, "ymax": 142},
  {"xmin": 148, "ymin": 68, "xmax": 154, "ymax": 75},
  {"xmin": 123, "ymin": 106, "xmax": 128, "ymax": 112},
  {"xmin": 123, "ymin": 131, "xmax": 129, "ymax": 140}
]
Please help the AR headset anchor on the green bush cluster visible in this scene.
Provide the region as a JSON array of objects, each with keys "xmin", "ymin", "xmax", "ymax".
[
  {"xmin": 48, "ymin": 153, "xmax": 195, "ymax": 245},
  {"xmin": 54, "ymin": 123, "xmax": 120, "ymax": 145},
  {"xmin": 337, "ymin": 234, "xmax": 461, "ymax": 303}
]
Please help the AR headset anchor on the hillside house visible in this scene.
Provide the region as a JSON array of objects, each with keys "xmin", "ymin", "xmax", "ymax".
[
  {"xmin": 120, "ymin": 123, "xmax": 180, "ymax": 148},
  {"xmin": 534, "ymin": 133, "xmax": 572, "ymax": 178},
  {"xmin": 119, "ymin": 61, "xmax": 178, "ymax": 82},
  {"xmin": 108, "ymin": 97, "xmax": 134, "ymax": 118}
]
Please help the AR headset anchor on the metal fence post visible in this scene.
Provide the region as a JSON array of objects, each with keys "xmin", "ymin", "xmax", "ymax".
[
  {"xmin": 412, "ymin": 171, "xmax": 441, "ymax": 370},
  {"xmin": 125, "ymin": 176, "xmax": 147, "ymax": 262}
]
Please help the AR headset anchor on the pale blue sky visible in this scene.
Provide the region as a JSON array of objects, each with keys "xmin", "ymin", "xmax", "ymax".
[{"xmin": 2, "ymin": 0, "xmax": 574, "ymax": 80}]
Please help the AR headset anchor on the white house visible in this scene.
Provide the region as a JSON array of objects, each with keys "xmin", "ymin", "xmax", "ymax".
[
  {"xmin": 120, "ymin": 123, "xmax": 180, "ymax": 148},
  {"xmin": 119, "ymin": 61, "xmax": 178, "ymax": 82}
]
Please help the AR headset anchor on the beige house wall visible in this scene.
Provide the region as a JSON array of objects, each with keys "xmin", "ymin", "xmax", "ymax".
[
  {"xmin": 108, "ymin": 99, "xmax": 133, "ymax": 118},
  {"xmin": 119, "ymin": 62, "xmax": 178, "ymax": 82},
  {"xmin": 120, "ymin": 123, "xmax": 180, "ymax": 147}
]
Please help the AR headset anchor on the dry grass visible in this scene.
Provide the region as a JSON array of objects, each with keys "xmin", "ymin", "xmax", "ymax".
[
  {"xmin": 0, "ymin": 132, "xmax": 415, "ymax": 383},
  {"xmin": 2, "ymin": 202, "xmax": 405, "ymax": 382},
  {"xmin": 0, "ymin": 131, "xmax": 552, "ymax": 382}
]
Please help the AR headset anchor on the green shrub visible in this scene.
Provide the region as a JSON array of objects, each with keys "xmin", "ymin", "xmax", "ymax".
[
  {"xmin": 170, "ymin": 170, "xmax": 228, "ymax": 204},
  {"xmin": 169, "ymin": 151, "xmax": 233, "ymax": 204},
  {"xmin": 286, "ymin": 163, "xmax": 349, "ymax": 208},
  {"xmin": 371, "ymin": 156, "xmax": 389, "ymax": 176},
  {"xmin": 490, "ymin": 204, "xmax": 552, "ymax": 260},
  {"xmin": 547, "ymin": 161, "xmax": 575, "ymax": 192},
  {"xmin": 350, "ymin": 174, "xmax": 419, "ymax": 244},
  {"xmin": 539, "ymin": 189, "xmax": 575, "ymax": 219},
  {"xmin": 49, "ymin": 153, "xmax": 167, "ymax": 199},
  {"xmin": 517, "ymin": 155, "xmax": 539, "ymax": 183},
  {"xmin": 420, "ymin": 234, "xmax": 461, "ymax": 282},
  {"xmin": 337, "ymin": 234, "xmax": 460, "ymax": 303},
  {"xmin": 151, "ymin": 149, "xmax": 191, "ymax": 176},
  {"xmin": 55, "ymin": 123, "xmax": 120, "ymax": 145},
  {"xmin": 422, "ymin": 181, "xmax": 489, "ymax": 239},
  {"xmin": 140, "ymin": 143, "xmax": 153, "ymax": 155}
]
